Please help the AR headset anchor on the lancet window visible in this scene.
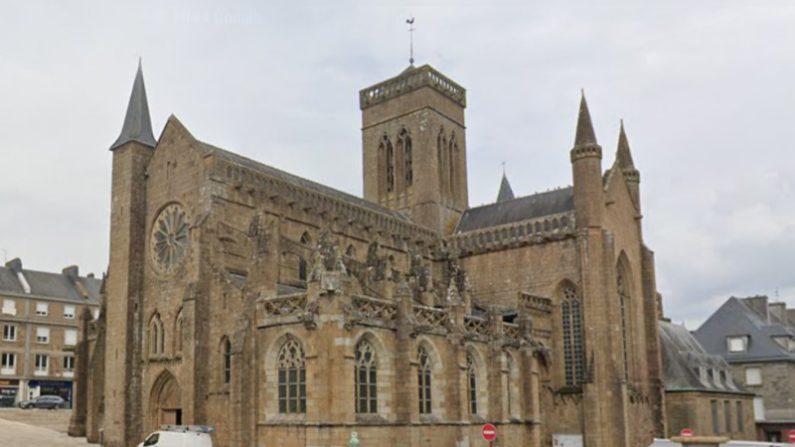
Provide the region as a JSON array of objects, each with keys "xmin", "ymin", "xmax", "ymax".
[
  {"xmin": 149, "ymin": 314, "xmax": 164, "ymax": 356},
  {"xmin": 466, "ymin": 354, "xmax": 478, "ymax": 415},
  {"xmin": 380, "ymin": 135, "xmax": 395, "ymax": 193},
  {"xmin": 278, "ymin": 336, "xmax": 306, "ymax": 414},
  {"xmin": 354, "ymin": 339, "xmax": 378, "ymax": 414},
  {"xmin": 223, "ymin": 338, "xmax": 232, "ymax": 384},
  {"xmin": 561, "ymin": 286, "xmax": 585, "ymax": 385},
  {"xmin": 617, "ymin": 268, "xmax": 630, "ymax": 380},
  {"xmin": 437, "ymin": 128, "xmax": 448, "ymax": 199},
  {"xmin": 448, "ymin": 132, "xmax": 457, "ymax": 202},
  {"xmin": 418, "ymin": 346, "xmax": 432, "ymax": 414},
  {"xmin": 399, "ymin": 128, "xmax": 413, "ymax": 187}
]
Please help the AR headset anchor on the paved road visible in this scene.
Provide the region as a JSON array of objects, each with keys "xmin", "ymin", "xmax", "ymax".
[{"xmin": 0, "ymin": 410, "xmax": 92, "ymax": 447}]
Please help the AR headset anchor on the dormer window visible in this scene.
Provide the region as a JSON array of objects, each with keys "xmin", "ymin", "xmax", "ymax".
[{"xmin": 727, "ymin": 335, "xmax": 749, "ymax": 353}]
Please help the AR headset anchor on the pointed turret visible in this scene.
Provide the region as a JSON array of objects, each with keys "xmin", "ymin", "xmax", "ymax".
[
  {"xmin": 110, "ymin": 60, "xmax": 156, "ymax": 150},
  {"xmin": 615, "ymin": 120, "xmax": 635, "ymax": 169},
  {"xmin": 570, "ymin": 91, "xmax": 604, "ymax": 229},
  {"xmin": 574, "ymin": 91, "xmax": 598, "ymax": 147},
  {"xmin": 496, "ymin": 173, "xmax": 515, "ymax": 202},
  {"xmin": 615, "ymin": 120, "xmax": 641, "ymax": 210},
  {"xmin": 103, "ymin": 61, "xmax": 156, "ymax": 445}
]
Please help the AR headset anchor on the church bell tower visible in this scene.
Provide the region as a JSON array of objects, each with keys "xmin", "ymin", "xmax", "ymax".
[{"xmin": 360, "ymin": 65, "xmax": 469, "ymax": 234}]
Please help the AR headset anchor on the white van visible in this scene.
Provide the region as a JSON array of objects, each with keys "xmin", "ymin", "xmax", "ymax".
[{"xmin": 137, "ymin": 425, "xmax": 214, "ymax": 447}]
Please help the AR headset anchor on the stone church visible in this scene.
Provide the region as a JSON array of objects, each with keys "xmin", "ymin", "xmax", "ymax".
[{"xmin": 69, "ymin": 60, "xmax": 667, "ymax": 447}]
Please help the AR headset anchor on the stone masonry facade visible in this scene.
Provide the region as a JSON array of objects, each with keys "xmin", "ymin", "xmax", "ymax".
[{"xmin": 70, "ymin": 62, "xmax": 666, "ymax": 447}]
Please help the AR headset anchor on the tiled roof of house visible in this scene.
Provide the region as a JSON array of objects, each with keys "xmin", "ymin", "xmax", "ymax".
[
  {"xmin": 659, "ymin": 320, "xmax": 750, "ymax": 394},
  {"xmin": 693, "ymin": 296, "xmax": 795, "ymax": 363},
  {"xmin": 0, "ymin": 258, "xmax": 101, "ymax": 304}
]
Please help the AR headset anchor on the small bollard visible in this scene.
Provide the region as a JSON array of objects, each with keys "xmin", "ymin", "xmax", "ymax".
[{"xmin": 348, "ymin": 431, "xmax": 360, "ymax": 447}]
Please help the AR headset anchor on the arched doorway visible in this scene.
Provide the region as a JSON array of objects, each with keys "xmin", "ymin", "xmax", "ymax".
[{"xmin": 149, "ymin": 370, "xmax": 182, "ymax": 430}]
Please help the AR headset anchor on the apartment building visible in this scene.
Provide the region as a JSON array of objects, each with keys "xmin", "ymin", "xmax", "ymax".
[
  {"xmin": 0, "ymin": 257, "xmax": 101, "ymax": 407},
  {"xmin": 659, "ymin": 320, "xmax": 756, "ymax": 440},
  {"xmin": 694, "ymin": 296, "xmax": 795, "ymax": 442}
]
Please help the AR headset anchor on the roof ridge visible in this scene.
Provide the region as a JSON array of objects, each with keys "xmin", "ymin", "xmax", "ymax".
[
  {"xmin": 467, "ymin": 185, "xmax": 574, "ymax": 211},
  {"xmin": 201, "ymin": 141, "xmax": 421, "ymax": 225},
  {"xmin": 0, "ymin": 265, "xmax": 100, "ymax": 281}
]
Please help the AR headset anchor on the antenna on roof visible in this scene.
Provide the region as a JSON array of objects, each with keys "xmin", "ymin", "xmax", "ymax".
[
  {"xmin": 406, "ymin": 16, "xmax": 416, "ymax": 66},
  {"xmin": 501, "ymin": 161, "xmax": 506, "ymax": 175}
]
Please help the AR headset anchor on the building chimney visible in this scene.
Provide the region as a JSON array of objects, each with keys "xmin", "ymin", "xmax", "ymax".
[
  {"xmin": 742, "ymin": 296, "xmax": 769, "ymax": 321},
  {"xmin": 5, "ymin": 257, "xmax": 22, "ymax": 273},
  {"xmin": 769, "ymin": 302, "xmax": 788, "ymax": 325},
  {"xmin": 62, "ymin": 265, "xmax": 79, "ymax": 283}
]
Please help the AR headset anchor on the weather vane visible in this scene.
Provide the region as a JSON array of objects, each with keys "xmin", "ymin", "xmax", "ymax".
[{"xmin": 406, "ymin": 16, "xmax": 415, "ymax": 66}]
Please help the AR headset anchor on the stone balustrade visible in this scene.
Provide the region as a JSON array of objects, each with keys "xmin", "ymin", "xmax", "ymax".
[
  {"xmin": 359, "ymin": 65, "xmax": 466, "ymax": 109},
  {"xmin": 446, "ymin": 212, "xmax": 576, "ymax": 256}
]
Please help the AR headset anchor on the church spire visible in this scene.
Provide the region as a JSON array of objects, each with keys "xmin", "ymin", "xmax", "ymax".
[
  {"xmin": 496, "ymin": 172, "xmax": 515, "ymax": 202},
  {"xmin": 570, "ymin": 90, "xmax": 604, "ymax": 229},
  {"xmin": 615, "ymin": 119, "xmax": 635, "ymax": 169},
  {"xmin": 574, "ymin": 90, "xmax": 597, "ymax": 146},
  {"xmin": 110, "ymin": 60, "xmax": 156, "ymax": 150}
]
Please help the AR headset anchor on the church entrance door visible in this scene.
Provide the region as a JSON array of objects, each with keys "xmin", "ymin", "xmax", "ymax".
[{"xmin": 149, "ymin": 370, "xmax": 182, "ymax": 430}]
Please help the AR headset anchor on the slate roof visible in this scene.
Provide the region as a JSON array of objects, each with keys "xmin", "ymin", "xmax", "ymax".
[
  {"xmin": 659, "ymin": 320, "xmax": 749, "ymax": 394},
  {"xmin": 455, "ymin": 187, "xmax": 574, "ymax": 233},
  {"xmin": 496, "ymin": 174, "xmax": 515, "ymax": 203},
  {"xmin": 693, "ymin": 296, "xmax": 795, "ymax": 363},
  {"xmin": 198, "ymin": 140, "xmax": 411, "ymax": 223},
  {"xmin": 111, "ymin": 61, "xmax": 156, "ymax": 150},
  {"xmin": 0, "ymin": 259, "xmax": 102, "ymax": 304}
]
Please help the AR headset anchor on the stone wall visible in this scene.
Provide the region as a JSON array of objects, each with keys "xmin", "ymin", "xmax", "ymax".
[{"xmin": 665, "ymin": 391, "xmax": 756, "ymax": 441}]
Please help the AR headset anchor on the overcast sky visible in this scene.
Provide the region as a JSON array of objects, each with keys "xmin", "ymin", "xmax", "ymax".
[{"xmin": 1, "ymin": 1, "xmax": 793, "ymax": 328}]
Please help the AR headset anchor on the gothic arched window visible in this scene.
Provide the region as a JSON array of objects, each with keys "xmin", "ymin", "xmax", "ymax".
[
  {"xmin": 149, "ymin": 314, "xmax": 164, "ymax": 356},
  {"xmin": 174, "ymin": 310, "xmax": 184, "ymax": 355},
  {"xmin": 466, "ymin": 354, "xmax": 478, "ymax": 415},
  {"xmin": 437, "ymin": 128, "xmax": 448, "ymax": 198},
  {"xmin": 385, "ymin": 137, "xmax": 395, "ymax": 193},
  {"xmin": 448, "ymin": 132, "xmax": 457, "ymax": 201},
  {"xmin": 418, "ymin": 346, "xmax": 432, "ymax": 414},
  {"xmin": 223, "ymin": 337, "xmax": 232, "ymax": 384},
  {"xmin": 561, "ymin": 285, "xmax": 585, "ymax": 385},
  {"xmin": 399, "ymin": 128, "xmax": 413, "ymax": 187},
  {"xmin": 355, "ymin": 339, "xmax": 377, "ymax": 414},
  {"xmin": 298, "ymin": 232, "xmax": 311, "ymax": 282},
  {"xmin": 278, "ymin": 336, "xmax": 306, "ymax": 414},
  {"xmin": 617, "ymin": 267, "xmax": 630, "ymax": 381}
]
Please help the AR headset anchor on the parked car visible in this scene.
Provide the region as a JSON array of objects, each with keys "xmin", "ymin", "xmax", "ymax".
[
  {"xmin": 138, "ymin": 425, "xmax": 214, "ymax": 447},
  {"xmin": 17, "ymin": 395, "xmax": 65, "ymax": 409}
]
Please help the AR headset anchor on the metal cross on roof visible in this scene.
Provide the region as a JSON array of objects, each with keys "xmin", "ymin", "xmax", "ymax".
[{"xmin": 406, "ymin": 16, "xmax": 415, "ymax": 66}]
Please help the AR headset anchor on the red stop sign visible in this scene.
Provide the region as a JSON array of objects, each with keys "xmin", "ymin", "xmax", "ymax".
[
  {"xmin": 680, "ymin": 428, "xmax": 694, "ymax": 437},
  {"xmin": 482, "ymin": 423, "xmax": 497, "ymax": 441},
  {"xmin": 788, "ymin": 429, "xmax": 795, "ymax": 443}
]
